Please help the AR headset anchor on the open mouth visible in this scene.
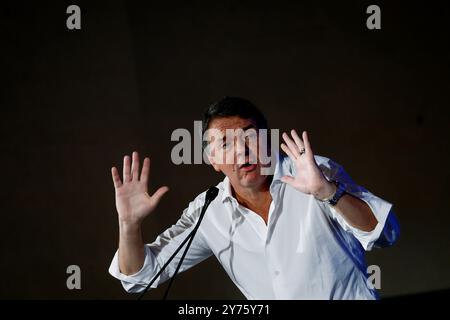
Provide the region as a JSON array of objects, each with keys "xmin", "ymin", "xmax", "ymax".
[{"xmin": 239, "ymin": 162, "xmax": 257, "ymax": 172}]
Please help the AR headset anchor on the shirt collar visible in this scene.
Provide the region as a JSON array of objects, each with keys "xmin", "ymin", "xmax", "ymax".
[{"xmin": 220, "ymin": 151, "xmax": 286, "ymax": 203}]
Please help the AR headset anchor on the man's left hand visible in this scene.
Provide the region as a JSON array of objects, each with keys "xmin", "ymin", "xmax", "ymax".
[{"xmin": 280, "ymin": 130, "xmax": 335, "ymax": 200}]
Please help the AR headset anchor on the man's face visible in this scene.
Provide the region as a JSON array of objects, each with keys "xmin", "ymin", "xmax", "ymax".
[{"xmin": 206, "ymin": 116, "xmax": 269, "ymax": 190}]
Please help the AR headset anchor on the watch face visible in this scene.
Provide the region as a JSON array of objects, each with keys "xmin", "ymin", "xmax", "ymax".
[{"xmin": 327, "ymin": 182, "xmax": 346, "ymax": 206}]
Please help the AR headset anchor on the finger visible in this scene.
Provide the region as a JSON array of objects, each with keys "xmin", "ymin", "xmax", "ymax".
[
  {"xmin": 281, "ymin": 143, "xmax": 296, "ymax": 160},
  {"xmin": 291, "ymin": 129, "xmax": 305, "ymax": 151},
  {"xmin": 111, "ymin": 167, "xmax": 123, "ymax": 189},
  {"xmin": 123, "ymin": 155, "xmax": 131, "ymax": 183},
  {"xmin": 302, "ymin": 131, "xmax": 314, "ymax": 157},
  {"xmin": 140, "ymin": 157, "xmax": 150, "ymax": 184},
  {"xmin": 281, "ymin": 175, "xmax": 295, "ymax": 186},
  {"xmin": 131, "ymin": 151, "xmax": 140, "ymax": 181},
  {"xmin": 151, "ymin": 186, "xmax": 169, "ymax": 205},
  {"xmin": 282, "ymin": 132, "xmax": 300, "ymax": 158}
]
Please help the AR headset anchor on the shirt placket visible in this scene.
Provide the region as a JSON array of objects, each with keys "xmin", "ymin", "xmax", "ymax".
[{"xmin": 264, "ymin": 181, "xmax": 284, "ymax": 298}]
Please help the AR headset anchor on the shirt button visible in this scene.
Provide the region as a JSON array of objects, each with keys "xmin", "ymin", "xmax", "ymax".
[{"xmin": 274, "ymin": 270, "xmax": 280, "ymax": 276}]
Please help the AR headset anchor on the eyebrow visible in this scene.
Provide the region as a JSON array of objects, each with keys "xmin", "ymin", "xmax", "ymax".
[
  {"xmin": 241, "ymin": 124, "xmax": 255, "ymax": 131},
  {"xmin": 218, "ymin": 124, "xmax": 256, "ymax": 142}
]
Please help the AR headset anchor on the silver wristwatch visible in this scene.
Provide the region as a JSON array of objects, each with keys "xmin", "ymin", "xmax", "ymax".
[{"xmin": 323, "ymin": 181, "xmax": 346, "ymax": 206}]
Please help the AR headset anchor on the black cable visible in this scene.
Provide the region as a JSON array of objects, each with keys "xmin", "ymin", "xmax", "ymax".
[
  {"xmin": 137, "ymin": 225, "xmax": 197, "ymax": 300},
  {"xmin": 162, "ymin": 208, "xmax": 206, "ymax": 300},
  {"xmin": 137, "ymin": 186, "xmax": 218, "ymax": 300}
]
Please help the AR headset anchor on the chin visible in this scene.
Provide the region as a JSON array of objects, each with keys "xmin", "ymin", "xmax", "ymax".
[{"xmin": 239, "ymin": 173, "xmax": 264, "ymax": 188}]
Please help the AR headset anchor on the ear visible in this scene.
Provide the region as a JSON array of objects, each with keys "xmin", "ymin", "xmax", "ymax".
[{"xmin": 207, "ymin": 154, "xmax": 221, "ymax": 173}]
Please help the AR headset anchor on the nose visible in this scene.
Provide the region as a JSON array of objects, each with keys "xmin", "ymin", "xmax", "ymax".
[{"xmin": 235, "ymin": 137, "xmax": 250, "ymax": 164}]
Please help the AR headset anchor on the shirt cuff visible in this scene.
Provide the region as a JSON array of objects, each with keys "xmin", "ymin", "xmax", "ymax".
[
  {"xmin": 108, "ymin": 245, "xmax": 162, "ymax": 293},
  {"xmin": 328, "ymin": 192, "xmax": 393, "ymax": 251}
]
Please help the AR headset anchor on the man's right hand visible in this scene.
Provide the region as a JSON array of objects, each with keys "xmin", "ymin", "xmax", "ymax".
[
  {"xmin": 111, "ymin": 151, "xmax": 169, "ymax": 275},
  {"xmin": 111, "ymin": 151, "xmax": 169, "ymax": 227}
]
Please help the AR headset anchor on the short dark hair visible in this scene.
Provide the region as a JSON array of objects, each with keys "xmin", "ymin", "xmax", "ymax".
[
  {"xmin": 202, "ymin": 97, "xmax": 268, "ymax": 150},
  {"xmin": 203, "ymin": 96, "xmax": 268, "ymax": 133}
]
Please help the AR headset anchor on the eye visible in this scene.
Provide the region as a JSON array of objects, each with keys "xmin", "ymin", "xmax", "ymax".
[{"xmin": 246, "ymin": 131, "xmax": 257, "ymax": 139}]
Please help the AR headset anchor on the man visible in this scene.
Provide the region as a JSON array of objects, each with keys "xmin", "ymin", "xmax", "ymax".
[{"xmin": 109, "ymin": 97, "xmax": 399, "ymax": 299}]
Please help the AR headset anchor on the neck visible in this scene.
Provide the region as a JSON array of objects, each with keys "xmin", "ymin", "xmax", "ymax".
[{"xmin": 232, "ymin": 176, "xmax": 273, "ymax": 208}]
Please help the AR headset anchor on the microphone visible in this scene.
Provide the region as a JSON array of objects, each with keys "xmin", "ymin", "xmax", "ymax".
[{"xmin": 138, "ymin": 186, "xmax": 219, "ymax": 300}]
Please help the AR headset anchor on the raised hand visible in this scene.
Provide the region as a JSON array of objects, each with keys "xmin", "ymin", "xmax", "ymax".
[
  {"xmin": 280, "ymin": 130, "xmax": 335, "ymax": 200},
  {"xmin": 111, "ymin": 151, "xmax": 169, "ymax": 226}
]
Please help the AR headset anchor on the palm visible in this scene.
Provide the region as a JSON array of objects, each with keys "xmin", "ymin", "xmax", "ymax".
[
  {"xmin": 281, "ymin": 130, "xmax": 333, "ymax": 199},
  {"xmin": 115, "ymin": 183, "xmax": 153, "ymax": 224},
  {"xmin": 111, "ymin": 152, "xmax": 169, "ymax": 225}
]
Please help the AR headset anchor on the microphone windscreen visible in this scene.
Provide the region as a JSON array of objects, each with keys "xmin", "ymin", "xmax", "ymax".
[{"xmin": 205, "ymin": 186, "xmax": 219, "ymax": 203}]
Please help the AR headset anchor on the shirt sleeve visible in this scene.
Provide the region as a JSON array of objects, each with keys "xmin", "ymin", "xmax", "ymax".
[
  {"xmin": 108, "ymin": 196, "xmax": 214, "ymax": 293},
  {"xmin": 315, "ymin": 156, "xmax": 400, "ymax": 251}
]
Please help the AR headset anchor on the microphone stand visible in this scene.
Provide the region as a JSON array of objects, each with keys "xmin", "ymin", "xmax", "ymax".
[{"xmin": 138, "ymin": 186, "xmax": 219, "ymax": 300}]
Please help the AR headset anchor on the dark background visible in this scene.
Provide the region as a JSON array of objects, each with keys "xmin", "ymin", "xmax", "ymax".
[{"xmin": 1, "ymin": 0, "xmax": 449, "ymax": 299}]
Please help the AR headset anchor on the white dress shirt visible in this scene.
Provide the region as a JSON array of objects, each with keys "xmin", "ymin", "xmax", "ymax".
[{"xmin": 109, "ymin": 154, "xmax": 399, "ymax": 299}]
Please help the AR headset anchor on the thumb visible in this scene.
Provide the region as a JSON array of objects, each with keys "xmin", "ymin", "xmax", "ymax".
[
  {"xmin": 281, "ymin": 175, "xmax": 295, "ymax": 186},
  {"xmin": 151, "ymin": 186, "xmax": 170, "ymax": 204}
]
